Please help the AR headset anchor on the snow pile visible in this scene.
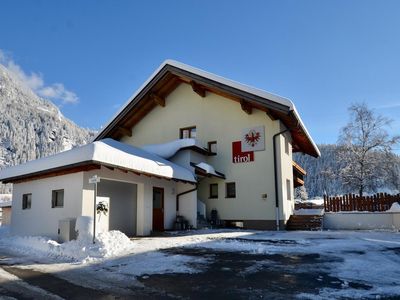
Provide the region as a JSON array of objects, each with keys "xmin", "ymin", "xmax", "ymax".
[
  {"xmin": 294, "ymin": 208, "xmax": 324, "ymax": 215},
  {"xmin": 0, "ymin": 229, "xmax": 134, "ymax": 262},
  {"xmin": 387, "ymin": 202, "xmax": 400, "ymax": 212},
  {"xmin": 141, "ymin": 138, "xmax": 205, "ymax": 159}
]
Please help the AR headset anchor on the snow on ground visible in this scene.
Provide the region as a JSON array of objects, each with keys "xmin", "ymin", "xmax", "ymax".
[{"xmin": 1, "ymin": 228, "xmax": 400, "ymax": 298}]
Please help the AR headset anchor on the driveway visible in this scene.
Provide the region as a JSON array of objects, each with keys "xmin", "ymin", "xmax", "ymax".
[{"xmin": 0, "ymin": 230, "xmax": 399, "ymax": 299}]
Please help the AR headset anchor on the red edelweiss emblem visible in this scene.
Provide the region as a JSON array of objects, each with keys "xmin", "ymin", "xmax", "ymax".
[{"xmin": 244, "ymin": 130, "xmax": 261, "ymax": 147}]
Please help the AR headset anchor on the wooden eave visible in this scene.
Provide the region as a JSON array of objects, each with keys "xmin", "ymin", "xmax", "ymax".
[
  {"xmin": 96, "ymin": 64, "xmax": 319, "ymax": 157},
  {"xmin": 292, "ymin": 160, "xmax": 306, "ymax": 176}
]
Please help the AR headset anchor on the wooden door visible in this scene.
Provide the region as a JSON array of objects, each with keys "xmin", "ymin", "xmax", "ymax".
[{"xmin": 152, "ymin": 187, "xmax": 164, "ymax": 231}]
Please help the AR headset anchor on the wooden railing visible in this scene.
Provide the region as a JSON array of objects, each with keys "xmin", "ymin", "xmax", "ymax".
[{"xmin": 324, "ymin": 193, "xmax": 400, "ymax": 212}]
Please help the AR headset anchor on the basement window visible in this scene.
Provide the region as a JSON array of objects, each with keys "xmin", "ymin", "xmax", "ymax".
[
  {"xmin": 225, "ymin": 182, "xmax": 236, "ymax": 198},
  {"xmin": 22, "ymin": 193, "xmax": 32, "ymax": 210},
  {"xmin": 209, "ymin": 183, "xmax": 218, "ymax": 199},
  {"xmin": 52, "ymin": 189, "xmax": 64, "ymax": 208},
  {"xmin": 180, "ymin": 126, "xmax": 196, "ymax": 139}
]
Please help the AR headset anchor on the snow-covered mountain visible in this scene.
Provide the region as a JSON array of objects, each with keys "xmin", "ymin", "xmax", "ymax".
[{"xmin": 0, "ymin": 64, "xmax": 94, "ymax": 193}]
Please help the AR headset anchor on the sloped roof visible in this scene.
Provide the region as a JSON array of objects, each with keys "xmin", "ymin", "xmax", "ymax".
[
  {"xmin": 0, "ymin": 139, "xmax": 196, "ymax": 184},
  {"xmin": 95, "ymin": 60, "xmax": 320, "ymax": 157}
]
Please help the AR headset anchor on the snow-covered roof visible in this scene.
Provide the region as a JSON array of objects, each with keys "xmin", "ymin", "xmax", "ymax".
[
  {"xmin": 95, "ymin": 60, "xmax": 320, "ymax": 157},
  {"xmin": 0, "ymin": 139, "xmax": 196, "ymax": 183},
  {"xmin": 194, "ymin": 162, "xmax": 225, "ymax": 179},
  {"xmin": 141, "ymin": 138, "xmax": 206, "ymax": 159}
]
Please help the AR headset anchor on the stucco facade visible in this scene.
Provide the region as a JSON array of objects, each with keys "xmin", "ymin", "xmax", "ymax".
[{"xmin": 121, "ymin": 83, "xmax": 295, "ymax": 228}]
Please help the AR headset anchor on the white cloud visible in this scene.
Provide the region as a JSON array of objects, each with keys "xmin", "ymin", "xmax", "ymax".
[{"xmin": 0, "ymin": 49, "xmax": 79, "ymax": 104}]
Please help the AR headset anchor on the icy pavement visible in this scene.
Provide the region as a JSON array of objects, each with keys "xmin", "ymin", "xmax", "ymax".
[{"xmin": 0, "ymin": 227, "xmax": 400, "ymax": 298}]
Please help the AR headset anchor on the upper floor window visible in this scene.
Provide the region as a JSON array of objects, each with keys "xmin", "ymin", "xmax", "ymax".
[
  {"xmin": 284, "ymin": 135, "xmax": 290, "ymax": 155},
  {"xmin": 286, "ymin": 179, "xmax": 292, "ymax": 200},
  {"xmin": 52, "ymin": 189, "xmax": 64, "ymax": 208},
  {"xmin": 208, "ymin": 141, "xmax": 217, "ymax": 154},
  {"xmin": 180, "ymin": 126, "xmax": 196, "ymax": 139},
  {"xmin": 22, "ymin": 193, "xmax": 32, "ymax": 210}
]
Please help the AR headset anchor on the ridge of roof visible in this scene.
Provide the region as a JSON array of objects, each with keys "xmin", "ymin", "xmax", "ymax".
[{"xmin": 95, "ymin": 59, "xmax": 320, "ymax": 157}]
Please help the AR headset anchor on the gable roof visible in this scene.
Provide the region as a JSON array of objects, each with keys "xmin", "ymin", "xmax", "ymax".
[
  {"xmin": 0, "ymin": 139, "xmax": 196, "ymax": 184},
  {"xmin": 95, "ymin": 60, "xmax": 320, "ymax": 157}
]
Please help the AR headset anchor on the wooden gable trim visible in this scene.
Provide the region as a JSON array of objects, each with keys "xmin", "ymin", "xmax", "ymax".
[
  {"xmin": 190, "ymin": 80, "xmax": 206, "ymax": 98},
  {"xmin": 150, "ymin": 93, "xmax": 166, "ymax": 107},
  {"xmin": 240, "ymin": 99, "xmax": 252, "ymax": 115}
]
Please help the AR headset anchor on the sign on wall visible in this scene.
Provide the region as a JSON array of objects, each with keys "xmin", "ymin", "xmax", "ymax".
[
  {"xmin": 232, "ymin": 141, "xmax": 254, "ymax": 163},
  {"xmin": 241, "ymin": 126, "xmax": 265, "ymax": 152}
]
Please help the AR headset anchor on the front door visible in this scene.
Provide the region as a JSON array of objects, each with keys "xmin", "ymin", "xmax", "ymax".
[{"xmin": 152, "ymin": 187, "xmax": 164, "ymax": 231}]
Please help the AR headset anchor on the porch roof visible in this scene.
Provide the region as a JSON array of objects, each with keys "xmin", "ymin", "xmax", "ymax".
[{"xmin": 0, "ymin": 139, "xmax": 196, "ymax": 184}]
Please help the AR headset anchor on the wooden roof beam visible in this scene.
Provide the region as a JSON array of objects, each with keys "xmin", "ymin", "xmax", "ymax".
[
  {"xmin": 117, "ymin": 126, "xmax": 132, "ymax": 137},
  {"xmin": 150, "ymin": 93, "xmax": 166, "ymax": 107},
  {"xmin": 190, "ymin": 80, "xmax": 206, "ymax": 98},
  {"xmin": 240, "ymin": 99, "xmax": 252, "ymax": 115},
  {"xmin": 265, "ymin": 109, "xmax": 278, "ymax": 120}
]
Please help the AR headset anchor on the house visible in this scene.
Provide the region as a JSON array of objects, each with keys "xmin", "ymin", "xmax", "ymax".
[{"xmin": 0, "ymin": 60, "xmax": 320, "ymax": 239}]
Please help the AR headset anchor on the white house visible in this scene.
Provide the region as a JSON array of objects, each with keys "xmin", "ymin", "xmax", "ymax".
[{"xmin": 0, "ymin": 60, "xmax": 320, "ymax": 239}]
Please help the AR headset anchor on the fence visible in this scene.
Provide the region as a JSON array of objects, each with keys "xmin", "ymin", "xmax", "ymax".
[{"xmin": 324, "ymin": 193, "xmax": 400, "ymax": 212}]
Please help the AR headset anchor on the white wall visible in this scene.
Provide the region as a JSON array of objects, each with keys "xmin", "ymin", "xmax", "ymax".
[
  {"xmin": 97, "ymin": 180, "xmax": 137, "ymax": 236},
  {"xmin": 11, "ymin": 172, "xmax": 84, "ymax": 239},
  {"xmin": 324, "ymin": 212, "xmax": 400, "ymax": 230},
  {"xmin": 121, "ymin": 83, "xmax": 292, "ymax": 225},
  {"xmin": 82, "ymin": 167, "xmax": 193, "ymax": 236},
  {"xmin": 177, "ymin": 182, "xmax": 197, "ymax": 228}
]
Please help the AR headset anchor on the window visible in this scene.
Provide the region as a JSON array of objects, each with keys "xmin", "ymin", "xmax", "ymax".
[
  {"xmin": 180, "ymin": 126, "xmax": 196, "ymax": 139},
  {"xmin": 22, "ymin": 194, "xmax": 32, "ymax": 210},
  {"xmin": 208, "ymin": 141, "xmax": 217, "ymax": 154},
  {"xmin": 286, "ymin": 179, "xmax": 291, "ymax": 200},
  {"xmin": 209, "ymin": 183, "xmax": 218, "ymax": 198},
  {"xmin": 226, "ymin": 182, "xmax": 236, "ymax": 198},
  {"xmin": 284, "ymin": 135, "xmax": 289, "ymax": 155},
  {"xmin": 52, "ymin": 189, "xmax": 64, "ymax": 208}
]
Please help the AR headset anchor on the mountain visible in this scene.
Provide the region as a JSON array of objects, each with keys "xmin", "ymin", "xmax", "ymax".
[
  {"xmin": 0, "ymin": 64, "xmax": 94, "ymax": 193},
  {"xmin": 294, "ymin": 144, "xmax": 400, "ymax": 198}
]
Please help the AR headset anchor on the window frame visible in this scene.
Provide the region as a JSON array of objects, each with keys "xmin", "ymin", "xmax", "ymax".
[
  {"xmin": 208, "ymin": 141, "xmax": 217, "ymax": 155},
  {"xmin": 225, "ymin": 182, "xmax": 236, "ymax": 198},
  {"xmin": 284, "ymin": 135, "xmax": 290, "ymax": 155},
  {"xmin": 209, "ymin": 183, "xmax": 218, "ymax": 199},
  {"xmin": 180, "ymin": 126, "xmax": 197, "ymax": 139},
  {"xmin": 286, "ymin": 179, "xmax": 292, "ymax": 200},
  {"xmin": 51, "ymin": 189, "xmax": 64, "ymax": 208},
  {"xmin": 22, "ymin": 193, "xmax": 32, "ymax": 210}
]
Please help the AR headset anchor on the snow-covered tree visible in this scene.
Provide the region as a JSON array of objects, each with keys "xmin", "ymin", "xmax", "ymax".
[
  {"xmin": 294, "ymin": 186, "xmax": 308, "ymax": 201},
  {"xmin": 337, "ymin": 103, "xmax": 400, "ymax": 196}
]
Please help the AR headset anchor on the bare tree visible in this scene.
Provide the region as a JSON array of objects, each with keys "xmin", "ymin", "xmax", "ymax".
[
  {"xmin": 338, "ymin": 103, "xmax": 400, "ymax": 196},
  {"xmin": 295, "ymin": 186, "xmax": 308, "ymax": 201}
]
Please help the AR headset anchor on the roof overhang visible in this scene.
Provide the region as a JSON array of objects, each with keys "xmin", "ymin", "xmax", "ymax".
[
  {"xmin": 0, "ymin": 139, "xmax": 196, "ymax": 184},
  {"xmin": 95, "ymin": 60, "xmax": 320, "ymax": 158}
]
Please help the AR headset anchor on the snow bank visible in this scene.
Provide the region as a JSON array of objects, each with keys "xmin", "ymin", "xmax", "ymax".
[
  {"xmin": 387, "ymin": 202, "xmax": 400, "ymax": 212},
  {"xmin": 0, "ymin": 230, "xmax": 134, "ymax": 262}
]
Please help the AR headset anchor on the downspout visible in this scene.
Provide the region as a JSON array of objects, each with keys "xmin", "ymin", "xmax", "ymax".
[{"xmin": 273, "ymin": 128, "xmax": 290, "ymax": 231}]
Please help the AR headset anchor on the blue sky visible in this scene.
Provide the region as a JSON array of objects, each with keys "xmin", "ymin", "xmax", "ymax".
[{"xmin": 1, "ymin": 0, "xmax": 399, "ymax": 148}]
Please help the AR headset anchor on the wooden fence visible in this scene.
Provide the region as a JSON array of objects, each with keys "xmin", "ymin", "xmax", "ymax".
[{"xmin": 324, "ymin": 193, "xmax": 400, "ymax": 212}]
